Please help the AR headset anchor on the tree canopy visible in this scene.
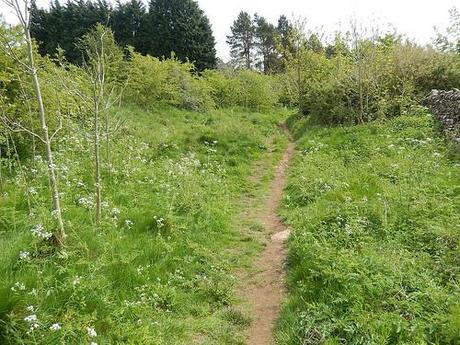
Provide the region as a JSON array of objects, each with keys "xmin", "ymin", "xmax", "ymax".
[{"xmin": 30, "ymin": 0, "xmax": 217, "ymax": 71}]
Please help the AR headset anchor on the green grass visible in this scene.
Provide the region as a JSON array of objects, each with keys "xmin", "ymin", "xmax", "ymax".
[
  {"xmin": 0, "ymin": 105, "xmax": 289, "ymax": 344},
  {"xmin": 276, "ymin": 113, "xmax": 460, "ymax": 344}
]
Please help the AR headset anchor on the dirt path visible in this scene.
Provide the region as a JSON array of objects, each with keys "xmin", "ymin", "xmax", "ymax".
[{"xmin": 239, "ymin": 125, "xmax": 295, "ymax": 345}]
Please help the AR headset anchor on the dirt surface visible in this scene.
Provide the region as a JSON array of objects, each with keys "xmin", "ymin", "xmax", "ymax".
[{"xmin": 239, "ymin": 126, "xmax": 295, "ymax": 345}]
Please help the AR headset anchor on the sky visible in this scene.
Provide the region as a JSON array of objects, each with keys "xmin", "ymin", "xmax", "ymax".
[{"xmin": 1, "ymin": 0, "xmax": 458, "ymax": 60}]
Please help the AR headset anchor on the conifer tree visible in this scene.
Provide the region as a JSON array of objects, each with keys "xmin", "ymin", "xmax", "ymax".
[
  {"xmin": 254, "ymin": 14, "xmax": 279, "ymax": 74},
  {"xmin": 147, "ymin": 0, "xmax": 217, "ymax": 71},
  {"xmin": 227, "ymin": 11, "xmax": 256, "ymax": 69}
]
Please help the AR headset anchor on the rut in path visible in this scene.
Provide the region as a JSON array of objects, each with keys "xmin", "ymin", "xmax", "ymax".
[{"xmin": 240, "ymin": 126, "xmax": 295, "ymax": 345}]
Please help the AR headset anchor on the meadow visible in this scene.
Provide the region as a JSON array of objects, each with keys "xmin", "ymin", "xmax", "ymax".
[
  {"xmin": 0, "ymin": 105, "xmax": 289, "ymax": 344},
  {"xmin": 276, "ymin": 112, "xmax": 460, "ymax": 344},
  {"xmin": 1, "ymin": 5, "xmax": 459, "ymax": 343}
]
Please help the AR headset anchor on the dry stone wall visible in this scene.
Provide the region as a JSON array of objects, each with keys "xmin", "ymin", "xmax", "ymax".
[{"xmin": 427, "ymin": 89, "xmax": 460, "ymax": 144}]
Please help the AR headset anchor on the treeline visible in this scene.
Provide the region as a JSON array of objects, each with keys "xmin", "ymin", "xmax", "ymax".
[{"xmin": 30, "ymin": 0, "xmax": 217, "ymax": 71}]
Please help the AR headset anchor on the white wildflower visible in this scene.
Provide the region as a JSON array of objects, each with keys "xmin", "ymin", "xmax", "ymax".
[
  {"xmin": 154, "ymin": 216, "xmax": 165, "ymax": 229},
  {"xmin": 86, "ymin": 326, "xmax": 97, "ymax": 337},
  {"xmin": 24, "ymin": 314, "xmax": 37, "ymax": 322},
  {"xmin": 19, "ymin": 251, "xmax": 30, "ymax": 261},
  {"xmin": 50, "ymin": 323, "xmax": 61, "ymax": 331},
  {"xmin": 111, "ymin": 208, "xmax": 121, "ymax": 219},
  {"xmin": 72, "ymin": 276, "xmax": 82, "ymax": 286},
  {"xmin": 26, "ymin": 305, "xmax": 34, "ymax": 312},
  {"xmin": 78, "ymin": 197, "xmax": 94, "ymax": 209},
  {"xmin": 11, "ymin": 282, "xmax": 26, "ymax": 292},
  {"xmin": 125, "ymin": 219, "xmax": 133, "ymax": 229},
  {"xmin": 31, "ymin": 224, "xmax": 52, "ymax": 240},
  {"xmin": 27, "ymin": 187, "xmax": 38, "ymax": 195}
]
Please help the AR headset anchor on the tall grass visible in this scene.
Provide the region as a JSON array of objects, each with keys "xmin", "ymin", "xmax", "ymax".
[
  {"xmin": 277, "ymin": 112, "xmax": 460, "ymax": 344},
  {"xmin": 0, "ymin": 105, "xmax": 288, "ymax": 344}
]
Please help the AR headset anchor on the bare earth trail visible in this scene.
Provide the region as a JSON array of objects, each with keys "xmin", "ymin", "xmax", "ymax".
[{"xmin": 239, "ymin": 125, "xmax": 295, "ymax": 345}]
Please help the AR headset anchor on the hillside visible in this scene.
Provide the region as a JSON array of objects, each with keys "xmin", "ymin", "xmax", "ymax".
[
  {"xmin": 1, "ymin": 106, "xmax": 290, "ymax": 344},
  {"xmin": 277, "ymin": 113, "xmax": 460, "ymax": 344},
  {"xmin": 1, "ymin": 3, "xmax": 459, "ymax": 344}
]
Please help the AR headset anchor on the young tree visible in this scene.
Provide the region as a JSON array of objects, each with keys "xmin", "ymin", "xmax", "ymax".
[
  {"xmin": 254, "ymin": 14, "xmax": 279, "ymax": 74},
  {"xmin": 227, "ymin": 11, "xmax": 256, "ymax": 69},
  {"xmin": 434, "ymin": 7, "xmax": 460, "ymax": 53},
  {"xmin": 147, "ymin": 0, "xmax": 217, "ymax": 71},
  {"xmin": 78, "ymin": 24, "xmax": 125, "ymax": 224},
  {"xmin": 1, "ymin": 0, "xmax": 65, "ymax": 244}
]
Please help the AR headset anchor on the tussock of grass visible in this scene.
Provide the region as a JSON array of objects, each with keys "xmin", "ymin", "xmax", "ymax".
[
  {"xmin": 0, "ymin": 105, "xmax": 288, "ymax": 344},
  {"xmin": 277, "ymin": 113, "xmax": 460, "ymax": 344}
]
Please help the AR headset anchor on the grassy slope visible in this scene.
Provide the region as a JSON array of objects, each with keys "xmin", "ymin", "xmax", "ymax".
[
  {"xmin": 277, "ymin": 114, "xmax": 460, "ymax": 344},
  {"xmin": 0, "ymin": 106, "xmax": 288, "ymax": 344}
]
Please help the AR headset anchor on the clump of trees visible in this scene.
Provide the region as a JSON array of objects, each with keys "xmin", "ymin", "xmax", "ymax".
[
  {"xmin": 227, "ymin": 12, "xmax": 292, "ymax": 73},
  {"xmin": 30, "ymin": 0, "xmax": 217, "ymax": 71}
]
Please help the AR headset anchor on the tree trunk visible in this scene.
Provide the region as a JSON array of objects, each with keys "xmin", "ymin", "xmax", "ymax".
[
  {"xmin": 94, "ymin": 90, "xmax": 102, "ymax": 225},
  {"xmin": 24, "ymin": 28, "xmax": 65, "ymax": 244}
]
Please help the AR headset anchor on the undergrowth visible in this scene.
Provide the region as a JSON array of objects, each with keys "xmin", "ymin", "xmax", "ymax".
[
  {"xmin": 277, "ymin": 112, "xmax": 460, "ymax": 344},
  {"xmin": 0, "ymin": 105, "xmax": 288, "ymax": 344}
]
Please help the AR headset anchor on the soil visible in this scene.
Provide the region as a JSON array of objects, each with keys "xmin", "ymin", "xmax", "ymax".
[{"xmin": 239, "ymin": 126, "xmax": 295, "ymax": 345}]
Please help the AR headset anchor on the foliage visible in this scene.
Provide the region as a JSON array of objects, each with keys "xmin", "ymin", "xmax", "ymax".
[
  {"xmin": 146, "ymin": 0, "xmax": 217, "ymax": 71},
  {"xmin": 281, "ymin": 29, "xmax": 460, "ymax": 124},
  {"xmin": 204, "ymin": 69, "xmax": 280, "ymax": 111},
  {"xmin": 30, "ymin": 0, "xmax": 217, "ymax": 71},
  {"xmin": 125, "ymin": 52, "xmax": 214, "ymax": 111},
  {"xmin": 277, "ymin": 113, "xmax": 460, "ymax": 344},
  {"xmin": 0, "ymin": 105, "xmax": 288, "ymax": 344},
  {"xmin": 227, "ymin": 11, "xmax": 257, "ymax": 70}
]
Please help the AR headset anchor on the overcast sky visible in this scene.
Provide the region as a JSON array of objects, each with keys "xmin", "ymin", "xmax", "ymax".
[{"xmin": 1, "ymin": 0, "xmax": 458, "ymax": 60}]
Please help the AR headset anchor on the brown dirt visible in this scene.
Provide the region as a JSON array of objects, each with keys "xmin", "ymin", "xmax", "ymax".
[{"xmin": 239, "ymin": 126, "xmax": 295, "ymax": 345}]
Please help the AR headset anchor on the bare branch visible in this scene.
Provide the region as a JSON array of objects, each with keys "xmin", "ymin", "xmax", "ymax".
[
  {"xmin": 0, "ymin": 115, "xmax": 46, "ymax": 143},
  {"xmin": 49, "ymin": 117, "xmax": 63, "ymax": 141}
]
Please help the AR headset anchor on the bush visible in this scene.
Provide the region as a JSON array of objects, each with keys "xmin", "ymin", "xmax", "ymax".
[
  {"xmin": 125, "ymin": 52, "xmax": 214, "ymax": 112},
  {"xmin": 204, "ymin": 69, "xmax": 279, "ymax": 111}
]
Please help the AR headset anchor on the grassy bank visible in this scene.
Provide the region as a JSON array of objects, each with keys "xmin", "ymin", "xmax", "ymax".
[
  {"xmin": 277, "ymin": 113, "xmax": 460, "ymax": 344},
  {"xmin": 0, "ymin": 106, "xmax": 288, "ymax": 344}
]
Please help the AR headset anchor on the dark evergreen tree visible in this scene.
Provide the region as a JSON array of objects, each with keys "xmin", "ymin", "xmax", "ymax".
[
  {"xmin": 254, "ymin": 14, "xmax": 279, "ymax": 74},
  {"xmin": 112, "ymin": 0, "xmax": 147, "ymax": 53},
  {"xmin": 146, "ymin": 0, "xmax": 217, "ymax": 71},
  {"xmin": 31, "ymin": 0, "xmax": 112, "ymax": 63},
  {"xmin": 227, "ymin": 11, "xmax": 256, "ymax": 69}
]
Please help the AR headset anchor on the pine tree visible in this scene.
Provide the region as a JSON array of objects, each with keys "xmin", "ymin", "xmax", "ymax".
[
  {"xmin": 254, "ymin": 14, "xmax": 279, "ymax": 74},
  {"xmin": 147, "ymin": 0, "xmax": 217, "ymax": 71},
  {"xmin": 227, "ymin": 11, "xmax": 256, "ymax": 69},
  {"xmin": 276, "ymin": 15, "xmax": 294, "ymax": 65}
]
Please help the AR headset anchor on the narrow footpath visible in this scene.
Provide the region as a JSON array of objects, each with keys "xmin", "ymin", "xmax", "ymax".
[{"xmin": 239, "ymin": 125, "xmax": 295, "ymax": 345}]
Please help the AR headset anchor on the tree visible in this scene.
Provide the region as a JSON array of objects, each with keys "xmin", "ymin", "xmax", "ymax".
[
  {"xmin": 434, "ymin": 7, "xmax": 460, "ymax": 53},
  {"xmin": 227, "ymin": 11, "xmax": 256, "ymax": 69},
  {"xmin": 30, "ymin": 0, "xmax": 112, "ymax": 64},
  {"xmin": 1, "ymin": 0, "xmax": 66, "ymax": 244},
  {"xmin": 147, "ymin": 0, "xmax": 217, "ymax": 71},
  {"xmin": 78, "ymin": 24, "xmax": 125, "ymax": 224},
  {"xmin": 254, "ymin": 14, "xmax": 279, "ymax": 74},
  {"xmin": 281, "ymin": 18, "xmax": 309, "ymax": 114},
  {"xmin": 111, "ymin": 0, "xmax": 147, "ymax": 53},
  {"xmin": 276, "ymin": 15, "xmax": 294, "ymax": 67}
]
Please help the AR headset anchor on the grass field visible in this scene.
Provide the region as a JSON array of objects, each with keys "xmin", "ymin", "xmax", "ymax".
[
  {"xmin": 0, "ymin": 106, "xmax": 289, "ymax": 344},
  {"xmin": 276, "ymin": 112, "xmax": 460, "ymax": 344}
]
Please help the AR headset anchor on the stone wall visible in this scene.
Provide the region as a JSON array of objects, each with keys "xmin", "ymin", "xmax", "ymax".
[{"xmin": 427, "ymin": 89, "xmax": 460, "ymax": 144}]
